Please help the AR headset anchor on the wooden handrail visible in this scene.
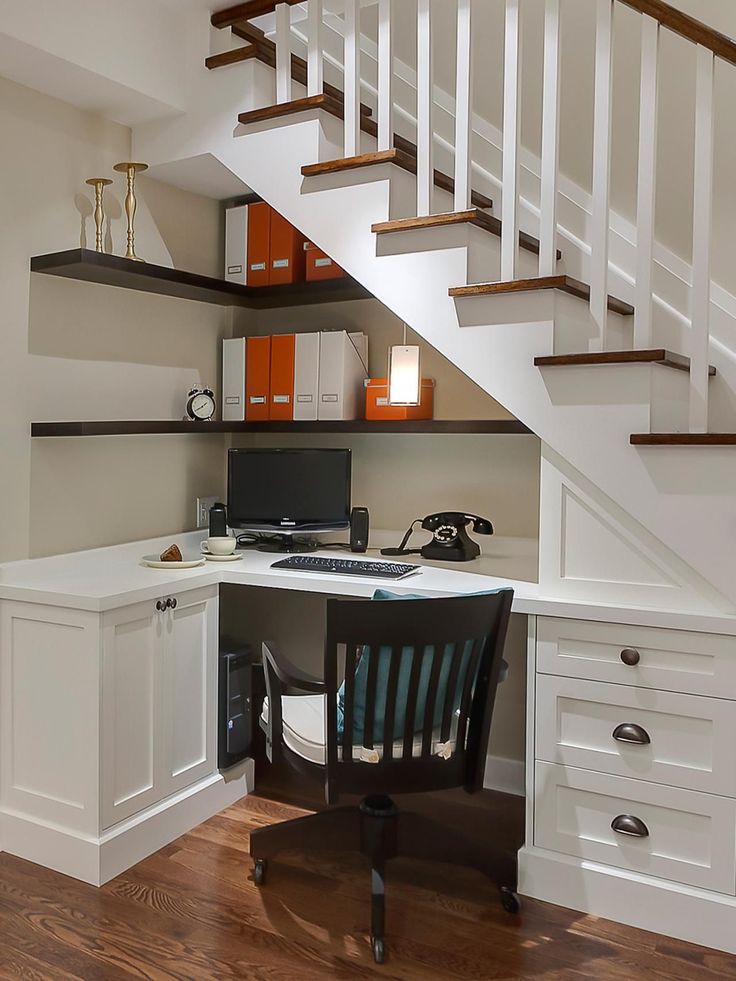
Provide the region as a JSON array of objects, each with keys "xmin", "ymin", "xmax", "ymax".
[
  {"xmin": 212, "ymin": 1, "xmax": 302, "ymax": 30},
  {"xmin": 617, "ymin": 0, "xmax": 736, "ymax": 66}
]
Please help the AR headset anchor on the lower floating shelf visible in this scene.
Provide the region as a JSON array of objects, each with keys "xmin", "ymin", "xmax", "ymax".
[{"xmin": 31, "ymin": 420, "xmax": 532, "ymax": 437}]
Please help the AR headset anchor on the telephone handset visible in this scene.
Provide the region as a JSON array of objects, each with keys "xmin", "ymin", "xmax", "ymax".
[{"xmin": 382, "ymin": 511, "xmax": 494, "ymax": 562}]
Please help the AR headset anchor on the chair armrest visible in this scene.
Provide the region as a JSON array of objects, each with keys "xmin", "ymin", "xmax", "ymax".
[{"xmin": 262, "ymin": 640, "xmax": 326, "ymax": 693}]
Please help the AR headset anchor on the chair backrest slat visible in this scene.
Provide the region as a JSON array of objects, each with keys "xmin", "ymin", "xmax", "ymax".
[
  {"xmin": 455, "ymin": 638, "xmax": 483, "ymax": 754},
  {"xmin": 381, "ymin": 643, "xmax": 402, "ymax": 761},
  {"xmin": 402, "ymin": 643, "xmax": 426, "ymax": 760},
  {"xmin": 361, "ymin": 644, "xmax": 379, "ymax": 749},
  {"xmin": 341, "ymin": 642, "xmax": 359, "ymax": 761},
  {"xmin": 421, "ymin": 642, "xmax": 447, "ymax": 757}
]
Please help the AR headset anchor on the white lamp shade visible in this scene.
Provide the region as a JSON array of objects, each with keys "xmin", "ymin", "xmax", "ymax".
[{"xmin": 388, "ymin": 345, "xmax": 421, "ymax": 405}]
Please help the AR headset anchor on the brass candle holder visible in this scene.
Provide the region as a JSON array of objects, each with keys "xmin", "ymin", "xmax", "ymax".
[
  {"xmin": 113, "ymin": 161, "xmax": 148, "ymax": 261},
  {"xmin": 85, "ymin": 177, "xmax": 113, "ymax": 253}
]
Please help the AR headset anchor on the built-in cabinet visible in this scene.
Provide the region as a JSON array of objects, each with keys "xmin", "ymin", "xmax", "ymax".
[
  {"xmin": 0, "ymin": 583, "xmax": 231, "ymax": 885},
  {"xmin": 101, "ymin": 586, "xmax": 217, "ymax": 829}
]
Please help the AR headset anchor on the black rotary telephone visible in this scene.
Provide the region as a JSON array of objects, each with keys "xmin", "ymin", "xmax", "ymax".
[{"xmin": 382, "ymin": 511, "xmax": 494, "ymax": 563}]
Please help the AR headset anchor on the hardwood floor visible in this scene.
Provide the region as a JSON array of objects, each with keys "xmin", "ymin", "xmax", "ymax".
[{"xmin": 1, "ymin": 791, "xmax": 735, "ymax": 979}]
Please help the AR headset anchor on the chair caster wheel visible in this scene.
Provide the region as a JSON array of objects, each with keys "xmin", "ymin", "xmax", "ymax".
[
  {"xmin": 500, "ymin": 886, "xmax": 521, "ymax": 914},
  {"xmin": 371, "ymin": 937, "xmax": 385, "ymax": 964},
  {"xmin": 253, "ymin": 859, "xmax": 267, "ymax": 886}
]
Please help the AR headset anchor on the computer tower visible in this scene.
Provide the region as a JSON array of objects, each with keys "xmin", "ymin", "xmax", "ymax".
[{"xmin": 218, "ymin": 645, "xmax": 262, "ymax": 770}]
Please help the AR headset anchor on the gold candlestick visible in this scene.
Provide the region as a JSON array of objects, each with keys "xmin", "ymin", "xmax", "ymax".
[
  {"xmin": 113, "ymin": 161, "xmax": 148, "ymax": 261},
  {"xmin": 85, "ymin": 178, "xmax": 113, "ymax": 253}
]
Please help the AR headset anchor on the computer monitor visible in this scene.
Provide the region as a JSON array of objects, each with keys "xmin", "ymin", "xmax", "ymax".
[{"xmin": 227, "ymin": 448, "xmax": 352, "ymax": 543}]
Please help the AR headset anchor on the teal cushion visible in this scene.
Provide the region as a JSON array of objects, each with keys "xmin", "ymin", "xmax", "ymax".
[{"xmin": 337, "ymin": 588, "xmax": 508, "ymax": 745}]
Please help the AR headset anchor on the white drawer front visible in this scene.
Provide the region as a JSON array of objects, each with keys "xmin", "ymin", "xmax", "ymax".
[
  {"xmin": 535, "ymin": 762, "xmax": 736, "ymax": 894},
  {"xmin": 536, "ymin": 675, "xmax": 736, "ymax": 796},
  {"xmin": 537, "ymin": 617, "xmax": 736, "ymax": 698}
]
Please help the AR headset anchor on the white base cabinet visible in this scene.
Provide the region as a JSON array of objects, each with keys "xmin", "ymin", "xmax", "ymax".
[
  {"xmin": 1, "ymin": 586, "xmax": 249, "ymax": 885},
  {"xmin": 522, "ymin": 615, "xmax": 736, "ymax": 956}
]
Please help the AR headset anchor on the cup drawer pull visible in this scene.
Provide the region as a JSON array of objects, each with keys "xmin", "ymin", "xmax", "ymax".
[
  {"xmin": 611, "ymin": 814, "xmax": 649, "ymax": 838},
  {"xmin": 612, "ymin": 723, "xmax": 651, "ymax": 745},
  {"xmin": 620, "ymin": 648, "xmax": 641, "ymax": 666}
]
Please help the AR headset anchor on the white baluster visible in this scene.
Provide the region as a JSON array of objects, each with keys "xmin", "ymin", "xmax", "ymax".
[
  {"xmin": 634, "ymin": 15, "xmax": 659, "ymax": 350},
  {"xmin": 454, "ymin": 0, "xmax": 473, "ymax": 213},
  {"xmin": 540, "ymin": 0, "xmax": 561, "ymax": 277},
  {"xmin": 590, "ymin": 0, "xmax": 614, "ymax": 351},
  {"xmin": 690, "ymin": 45, "xmax": 715, "ymax": 433},
  {"xmin": 344, "ymin": 0, "xmax": 361, "ymax": 157},
  {"xmin": 378, "ymin": 0, "xmax": 393, "ymax": 151},
  {"xmin": 307, "ymin": 0, "xmax": 324, "ymax": 97},
  {"xmin": 275, "ymin": 2, "xmax": 292, "ymax": 105},
  {"xmin": 417, "ymin": 0, "xmax": 433, "ymax": 216},
  {"xmin": 502, "ymin": 0, "xmax": 521, "ymax": 281}
]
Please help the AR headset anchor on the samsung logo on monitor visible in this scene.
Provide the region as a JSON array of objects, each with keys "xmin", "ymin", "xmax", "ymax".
[{"xmin": 280, "ymin": 518, "xmax": 296, "ymax": 526}]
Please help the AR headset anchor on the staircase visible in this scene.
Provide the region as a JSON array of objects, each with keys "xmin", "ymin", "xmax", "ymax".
[{"xmin": 135, "ymin": 0, "xmax": 736, "ymax": 610}]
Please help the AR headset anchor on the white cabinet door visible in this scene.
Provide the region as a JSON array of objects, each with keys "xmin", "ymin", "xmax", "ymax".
[
  {"xmin": 102, "ymin": 598, "xmax": 164, "ymax": 829},
  {"xmin": 161, "ymin": 587, "xmax": 218, "ymax": 797}
]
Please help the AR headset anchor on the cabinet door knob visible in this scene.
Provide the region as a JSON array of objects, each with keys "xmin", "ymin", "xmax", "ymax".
[
  {"xmin": 156, "ymin": 600, "xmax": 165, "ymax": 612},
  {"xmin": 612, "ymin": 723, "xmax": 651, "ymax": 745},
  {"xmin": 170, "ymin": 597, "xmax": 178, "ymax": 610},
  {"xmin": 611, "ymin": 814, "xmax": 649, "ymax": 838},
  {"xmin": 620, "ymin": 648, "xmax": 640, "ymax": 666}
]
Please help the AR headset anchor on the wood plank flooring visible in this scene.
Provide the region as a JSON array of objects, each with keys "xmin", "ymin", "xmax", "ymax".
[{"xmin": 0, "ymin": 792, "xmax": 735, "ymax": 979}]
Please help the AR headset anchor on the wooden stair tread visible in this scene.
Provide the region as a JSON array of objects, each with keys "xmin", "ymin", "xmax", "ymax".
[
  {"xmin": 370, "ymin": 212, "xmax": 557, "ymax": 260},
  {"xmin": 238, "ymin": 94, "xmax": 371, "ymax": 127},
  {"xmin": 205, "ymin": 44, "xmax": 258, "ymax": 70},
  {"xmin": 449, "ymin": 276, "xmax": 632, "ymax": 316},
  {"xmin": 631, "ymin": 433, "xmax": 736, "ymax": 445},
  {"xmin": 212, "ymin": 1, "xmax": 302, "ymax": 30},
  {"xmin": 302, "ymin": 152, "xmax": 493, "ymax": 212},
  {"xmin": 534, "ymin": 349, "xmax": 716, "ymax": 375}
]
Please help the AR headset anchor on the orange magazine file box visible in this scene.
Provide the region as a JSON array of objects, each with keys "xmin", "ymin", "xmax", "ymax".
[
  {"xmin": 365, "ymin": 378, "xmax": 435, "ymax": 421},
  {"xmin": 269, "ymin": 334, "xmax": 296, "ymax": 420},
  {"xmin": 247, "ymin": 202, "xmax": 271, "ymax": 288},
  {"xmin": 245, "ymin": 335, "xmax": 271, "ymax": 421},
  {"xmin": 304, "ymin": 242, "xmax": 347, "ymax": 282},
  {"xmin": 270, "ymin": 210, "xmax": 307, "ymax": 285}
]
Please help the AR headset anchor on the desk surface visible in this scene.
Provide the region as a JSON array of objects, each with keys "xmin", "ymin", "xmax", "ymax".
[{"xmin": 1, "ymin": 530, "xmax": 735, "ymax": 634}]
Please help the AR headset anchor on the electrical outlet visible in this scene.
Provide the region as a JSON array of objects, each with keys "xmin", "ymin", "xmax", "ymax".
[{"xmin": 196, "ymin": 496, "xmax": 218, "ymax": 530}]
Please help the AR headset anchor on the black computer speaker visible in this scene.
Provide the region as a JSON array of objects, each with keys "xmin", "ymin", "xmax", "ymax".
[{"xmin": 350, "ymin": 507, "xmax": 369, "ymax": 553}]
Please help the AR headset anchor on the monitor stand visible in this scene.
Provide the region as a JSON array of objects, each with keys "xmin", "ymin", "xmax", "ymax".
[{"xmin": 255, "ymin": 534, "xmax": 319, "ymax": 554}]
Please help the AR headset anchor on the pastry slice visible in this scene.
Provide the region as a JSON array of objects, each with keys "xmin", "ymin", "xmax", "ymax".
[{"xmin": 159, "ymin": 544, "xmax": 183, "ymax": 563}]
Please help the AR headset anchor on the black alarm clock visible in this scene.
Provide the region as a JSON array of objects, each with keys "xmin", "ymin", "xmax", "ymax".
[{"xmin": 184, "ymin": 385, "xmax": 216, "ymax": 422}]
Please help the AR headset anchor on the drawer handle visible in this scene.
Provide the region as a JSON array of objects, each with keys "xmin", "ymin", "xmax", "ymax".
[
  {"xmin": 155, "ymin": 600, "xmax": 165, "ymax": 612},
  {"xmin": 620, "ymin": 648, "xmax": 641, "ymax": 666},
  {"xmin": 612, "ymin": 723, "xmax": 651, "ymax": 746},
  {"xmin": 611, "ymin": 814, "xmax": 649, "ymax": 838}
]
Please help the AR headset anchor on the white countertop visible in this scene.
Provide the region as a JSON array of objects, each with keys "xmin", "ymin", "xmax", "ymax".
[{"xmin": 1, "ymin": 530, "xmax": 735, "ymax": 635}]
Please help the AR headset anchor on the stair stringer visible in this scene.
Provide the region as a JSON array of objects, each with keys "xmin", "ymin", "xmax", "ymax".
[{"xmin": 135, "ymin": 108, "xmax": 736, "ymax": 612}]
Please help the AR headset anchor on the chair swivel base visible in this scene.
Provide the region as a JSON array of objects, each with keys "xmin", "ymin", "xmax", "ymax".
[{"xmin": 249, "ymin": 796, "xmax": 520, "ymax": 964}]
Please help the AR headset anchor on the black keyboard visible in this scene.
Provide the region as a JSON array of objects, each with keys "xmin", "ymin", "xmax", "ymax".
[{"xmin": 270, "ymin": 555, "xmax": 421, "ymax": 580}]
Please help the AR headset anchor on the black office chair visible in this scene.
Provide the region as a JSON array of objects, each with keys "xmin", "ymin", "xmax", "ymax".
[{"xmin": 250, "ymin": 590, "xmax": 516, "ymax": 964}]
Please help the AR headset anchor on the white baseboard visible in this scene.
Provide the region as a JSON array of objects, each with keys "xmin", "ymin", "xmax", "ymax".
[
  {"xmin": 483, "ymin": 754, "xmax": 525, "ymax": 797},
  {"xmin": 0, "ymin": 762, "xmax": 253, "ymax": 886},
  {"xmin": 519, "ymin": 845, "xmax": 736, "ymax": 956}
]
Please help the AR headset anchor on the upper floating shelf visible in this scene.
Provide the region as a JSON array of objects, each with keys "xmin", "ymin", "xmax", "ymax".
[
  {"xmin": 31, "ymin": 420, "xmax": 533, "ymax": 438},
  {"xmin": 30, "ymin": 249, "xmax": 372, "ymax": 309}
]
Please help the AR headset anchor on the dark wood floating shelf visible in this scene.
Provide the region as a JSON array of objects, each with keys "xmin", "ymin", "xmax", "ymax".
[
  {"xmin": 30, "ymin": 249, "xmax": 371, "ymax": 309},
  {"xmin": 630, "ymin": 433, "xmax": 736, "ymax": 446},
  {"xmin": 31, "ymin": 420, "xmax": 532, "ymax": 438}
]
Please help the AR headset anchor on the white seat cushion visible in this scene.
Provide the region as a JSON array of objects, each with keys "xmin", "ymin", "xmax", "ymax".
[{"xmin": 261, "ymin": 696, "xmax": 456, "ymax": 766}]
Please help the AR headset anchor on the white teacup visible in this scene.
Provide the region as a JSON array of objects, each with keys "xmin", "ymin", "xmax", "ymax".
[{"xmin": 201, "ymin": 536, "xmax": 237, "ymax": 556}]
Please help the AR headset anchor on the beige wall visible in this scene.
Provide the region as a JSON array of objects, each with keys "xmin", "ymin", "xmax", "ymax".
[{"xmin": 0, "ymin": 75, "xmax": 229, "ymax": 560}]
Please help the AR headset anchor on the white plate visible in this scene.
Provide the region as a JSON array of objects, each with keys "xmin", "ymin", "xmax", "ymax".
[
  {"xmin": 203, "ymin": 553, "xmax": 243, "ymax": 563},
  {"xmin": 142, "ymin": 555, "xmax": 206, "ymax": 570}
]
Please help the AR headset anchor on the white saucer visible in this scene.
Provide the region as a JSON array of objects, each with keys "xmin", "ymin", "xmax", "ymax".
[
  {"xmin": 142, "ymin": 555, "xmax": 206, "ymax": 570},
  {"xmin": 203, "ymin": 553, "xmax": 243, "ymax": 563}
]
